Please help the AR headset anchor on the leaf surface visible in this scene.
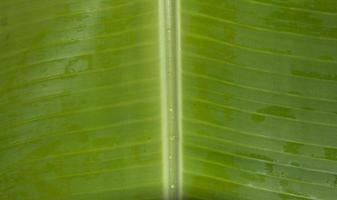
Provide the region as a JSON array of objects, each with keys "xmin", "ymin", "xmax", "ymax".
[
  {"xmin": 1, "ymin": 0, "xmax": 337, "ymax": 199},
  {"xmin": 181, "ymin": 0, "xmax": 337, "ymax": 199}
]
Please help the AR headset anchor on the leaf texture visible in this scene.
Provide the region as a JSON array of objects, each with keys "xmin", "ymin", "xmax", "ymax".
[
  {"xmin": 0, "ymin": 0, "xmax": 162, "ymax": 199},
  {"xmin": 1, "ymin": 0, "xmax": 337, "ymax": 200},
  {"xmin": 181, "ymin": 0, "xmax": 337, "ymax": 199}
]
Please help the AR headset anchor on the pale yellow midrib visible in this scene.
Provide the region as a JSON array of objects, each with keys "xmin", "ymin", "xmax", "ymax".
[{"xmin": 159, "ymin": 0, "xmax": 182, "ymax": 199}]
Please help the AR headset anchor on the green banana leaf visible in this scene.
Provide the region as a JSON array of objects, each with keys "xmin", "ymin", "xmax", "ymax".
[{"xmin": 1, "ymin": 0, "xmax": 337, "ymax": 199}]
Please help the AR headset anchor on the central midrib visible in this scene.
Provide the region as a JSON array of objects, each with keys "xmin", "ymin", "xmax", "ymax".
[{"xmin": 159, "ymin": 0, "xmax": 182, "ymax": 199}]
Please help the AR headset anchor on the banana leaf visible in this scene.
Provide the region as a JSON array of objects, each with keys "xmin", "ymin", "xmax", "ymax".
[{"xmin": 1, "ymin": 0, "xmax": 337, "ymax": 199}]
